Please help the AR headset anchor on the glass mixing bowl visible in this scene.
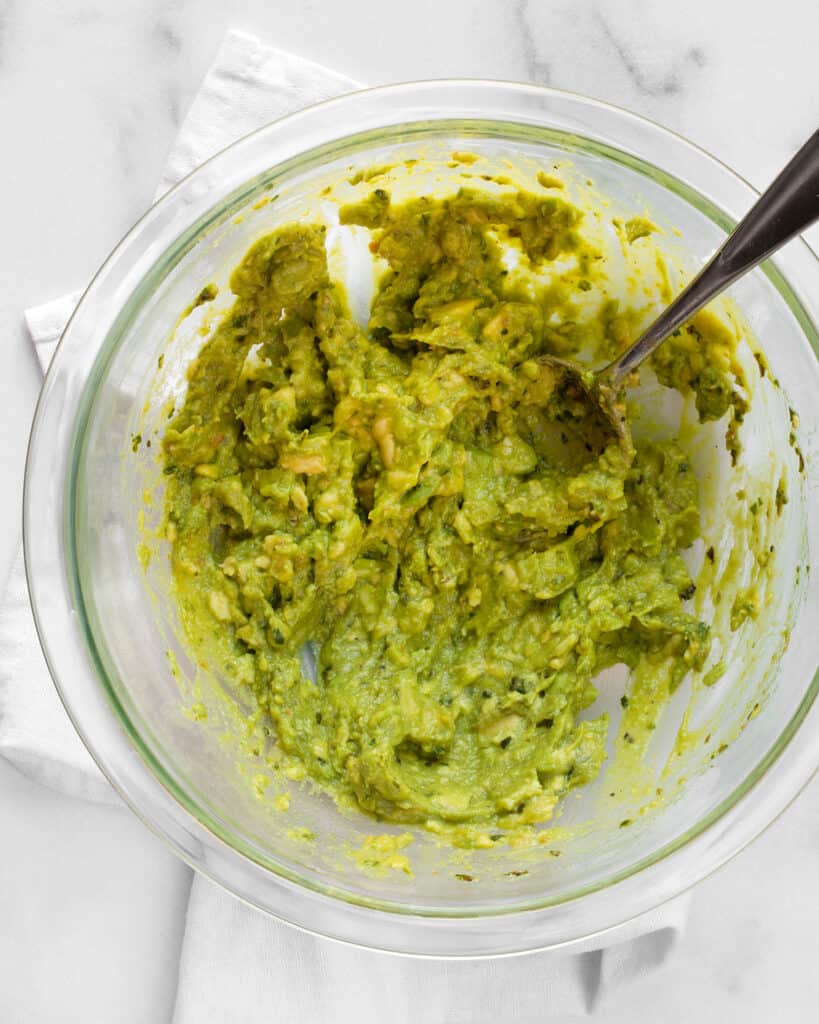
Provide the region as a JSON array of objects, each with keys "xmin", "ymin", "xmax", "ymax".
[{"xmin": 24, "ymin": 82, "xmax": 819, "ymax": 956}]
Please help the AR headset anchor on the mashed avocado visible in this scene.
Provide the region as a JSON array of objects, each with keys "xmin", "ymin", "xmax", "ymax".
[{"xmin": 162, "ymin": 187, "xmax": 722, "ymax": 838}]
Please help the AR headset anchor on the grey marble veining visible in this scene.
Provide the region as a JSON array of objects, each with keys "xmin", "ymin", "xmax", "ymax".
[
  {"xmin": 153, "ymin": 16, "xmax": 183, "ymax": 54},
  {"xmin": 514, "ymin": 0, "xmax": 552, "ymax": 84},
  {"xmin": 594, "ymin": 9, "xmax": 686, "ymax": 97},
  {"xmin": 151, "ymin": 10, "xmax": 185, "ymax": 128},
  {"xmin": 506, "ymin": 0, "xmax": 710, "ymax": 125}
]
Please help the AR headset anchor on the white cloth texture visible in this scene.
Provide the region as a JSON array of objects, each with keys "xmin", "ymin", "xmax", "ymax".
[
  {"xmin": 174, "ymin": 880, "xmax": 689, "ymax": 1022},
  {"xmin": 1, "ymin": 29, "xmax": 689, "ymax": 1020}
]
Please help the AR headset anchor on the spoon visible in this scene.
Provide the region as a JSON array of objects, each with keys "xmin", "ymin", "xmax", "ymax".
[{"xmin": 545, "ymin": 128, "xmax": 819, "ymax": 450}]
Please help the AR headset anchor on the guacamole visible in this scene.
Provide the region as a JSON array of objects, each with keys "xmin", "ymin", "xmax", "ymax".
[{"xmin": 162, "ymin": 186, "xmax": 724, "ymax": 837}]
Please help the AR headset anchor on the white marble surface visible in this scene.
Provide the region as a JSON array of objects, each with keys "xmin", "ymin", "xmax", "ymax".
[{"xmin": 1, "ymin": 0, "xmax": 818, "ymax": 1020}]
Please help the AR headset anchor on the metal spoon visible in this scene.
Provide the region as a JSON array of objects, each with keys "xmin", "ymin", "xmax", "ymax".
[{"xmin": 545, "ymin": 128, "xmax": 819, "ymax": 450}]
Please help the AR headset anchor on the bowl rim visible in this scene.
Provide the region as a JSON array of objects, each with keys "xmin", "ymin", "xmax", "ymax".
[{"xmin": 23, "ymin": 78, "xmax": 819, "ymax": 956}]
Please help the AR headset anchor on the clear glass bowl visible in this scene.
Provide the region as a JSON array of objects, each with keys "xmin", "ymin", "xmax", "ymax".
[{"xmin": 24, "ymin": 82, "xmax": 819, "ymax": 956}]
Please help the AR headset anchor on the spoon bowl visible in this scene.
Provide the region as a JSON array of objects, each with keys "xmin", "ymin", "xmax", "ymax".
[{"xmin": 545, "ymin": 128, "xmax": 819, "ymax": 446}]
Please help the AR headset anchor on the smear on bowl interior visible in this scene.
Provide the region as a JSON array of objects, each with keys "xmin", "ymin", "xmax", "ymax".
[{"xmin": 159, "ymin": 178, "xmax": 751, "ymax": 849}]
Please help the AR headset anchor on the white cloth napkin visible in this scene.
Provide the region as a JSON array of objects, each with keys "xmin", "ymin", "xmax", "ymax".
[
  {"xmin": 2, "ymin": 29, "xmax": 690, "ymax": 1020},
  {"xmin": 174, "ymin": 880, "xmax": 689, "ymax": 1022}
]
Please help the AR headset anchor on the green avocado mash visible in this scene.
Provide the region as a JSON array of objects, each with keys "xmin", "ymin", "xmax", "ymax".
[{"xmin": 162, "ymin": 186, "xmax": 725, "ymax": 838}]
